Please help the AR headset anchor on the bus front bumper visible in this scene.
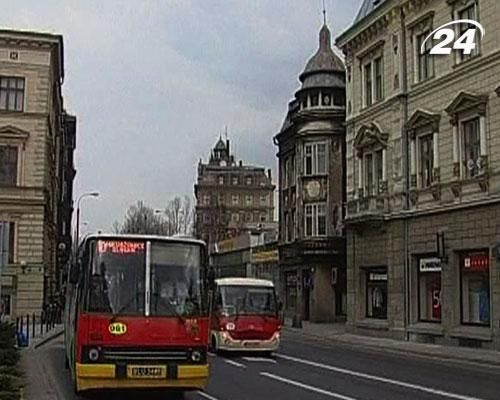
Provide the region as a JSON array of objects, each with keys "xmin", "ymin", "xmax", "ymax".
[
  {"xmin": 76, "ymin": 363, "xmax": 209, "ymax": 391},
  {"xmin": 216, "ymin": 331, "xmax": 280, "ymax": 352}
]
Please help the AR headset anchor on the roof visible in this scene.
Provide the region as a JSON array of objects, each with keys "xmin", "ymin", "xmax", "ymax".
[
  {"xmin": 83, "ymin": 233, "xmax": 206, "ymax": 247},
  {"xmin": 214, "ymin": 138, "xmax": 226, "ymax": 151},
  {"xmin": 299, "ymin": 23, "xmax": 345, "ymax": 87},
  {"xmin": 354, "ymin": 0, "xmax": 387, "ymax": 24},
  {"xmin": 215, "ymin": 277, "xmax": 274, "ymax": 288}
]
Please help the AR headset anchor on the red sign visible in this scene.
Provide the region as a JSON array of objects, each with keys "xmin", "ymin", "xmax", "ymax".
[
  {"xmin": 97, "ymin": 241, "xmax": 144, "ymax": 254},
  {"xmin": 463, "ymin": 252, "xmax": 489, "ymax": 272}
]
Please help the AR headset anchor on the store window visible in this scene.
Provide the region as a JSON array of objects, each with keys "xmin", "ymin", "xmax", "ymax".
[
  {"xmin": 366, "ymin": 268, "xmax": 387, "ymax": 319},
  {"xmin": 460, "ymin": 250, "xmax": 490, "ymax": 325},
  {"xmin": 418, "ymin": 257, "xmax": 441, "ymax": 322}
]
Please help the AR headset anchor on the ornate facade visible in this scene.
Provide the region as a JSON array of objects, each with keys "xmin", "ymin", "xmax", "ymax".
[
  {"xmin": 0, "ymin": 29, "xmax": 76, "ymax": 318},
  {"xmin": 275, "ymin": 22, "xmax": 347, "ymax": 323},
  {"xmin": 337, "ymin": 0, "xmax": 500, "ymax": 348}
]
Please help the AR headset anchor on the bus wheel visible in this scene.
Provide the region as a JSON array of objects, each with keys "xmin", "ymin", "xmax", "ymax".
[{"xmin": 210, "ymin": 335, "xmax": 218, "ymax": 353}]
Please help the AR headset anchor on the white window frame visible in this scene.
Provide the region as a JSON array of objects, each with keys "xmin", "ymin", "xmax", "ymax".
[
  {"xmin": 414, "ymin": 29, "xmax": 434, "ymax": 83},
  {"xmin": 361, "ymin": 55, "xmax": 384, "ymax": 108},
  {"xmin": 304, "ymin": 142, "xmax": 328, "ymax": 176},
  {"xmin": 231, "ymin": 195, "xmax": 239, "ymax": 206},
  {"xmin": 218, "ymin": 175, "xmax": 224, "ymax": 185},
  {"xmin": 453, "ymin": 0, "xmax": 481, "ymax": 64},
  {"xmin": 304, "ymin": 203, "xmax": 327, "ymax": 237},
  {"xmin": 245, "ymin": 194, "xmax": 253, "ymax": 206},
  {"xmin": 459, "ymin": 115, "xmax": 482, "ymax": 179},
  {"xmin": 416, "ymin": 132, "xmax": 435, "ymax": 189},
  {"xmin": 260, "ymin": 194, "xmax": 268, "ymax": 206},
  {"xmin": 361, "ymin": 150, "xmax": 384, "ymax": 196}
]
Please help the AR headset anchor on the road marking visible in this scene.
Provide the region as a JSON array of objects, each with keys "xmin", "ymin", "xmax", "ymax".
[
  {"xmin": 224, "ymin": 359, "xmax": 246, "ymax": 368},
  {"xmin": 197, "ymin": 391, "xmax": 220, "ymax": 400},
  {"xmin": 276, "ymin": 353, "xmax": 486, "ymax": 400},
  {"xmin": 260, "ymin": 372, "xmax": 358, "ymax": 400},
  {"xmin": 242, "ymin": 356, "xmax": 277, "ymax": 363}
]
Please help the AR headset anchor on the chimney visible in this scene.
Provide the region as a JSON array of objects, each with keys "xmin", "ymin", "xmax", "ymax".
[
  {"xmin": 226, "ymin": 139, "xmax": 230, "ymax": 154},
  {"xmin": 267, "ymin": 169, "xmax": 272, "ymax": 179},
  {"xmin": 239, "ymin": 160, "xmax": 243, "ymax": 167}
]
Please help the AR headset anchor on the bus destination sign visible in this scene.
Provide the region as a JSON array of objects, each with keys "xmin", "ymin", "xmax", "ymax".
[{"xmin": 97, "ymin": 240, "xmax": 145, "ymax": 254}]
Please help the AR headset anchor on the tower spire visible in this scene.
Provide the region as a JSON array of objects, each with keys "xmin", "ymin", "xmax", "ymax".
[{"xmin": 322, "ymin": 0, "xmax": 327, "ymax": 25}]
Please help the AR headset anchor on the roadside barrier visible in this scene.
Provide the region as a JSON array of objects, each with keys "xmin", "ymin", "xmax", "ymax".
[{"xmin": 15, "ymin": 303, "xmax": 62, "ymax": 347}]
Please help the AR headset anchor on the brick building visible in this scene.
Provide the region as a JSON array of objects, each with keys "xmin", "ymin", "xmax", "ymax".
[
  {"xmin": 337, "ymin": 0, "xmax": 500, "ymax": 348},
  {"xmin": 194, "ymin": 138, "xmax": 275, "ymax": 251},
  {"xmin": 275, "ymin": 21, "xmax": 347, "ymax": 323},
  {"xmin": 0, "ymin": 30, "xmax": 76, "ymax": 318}
]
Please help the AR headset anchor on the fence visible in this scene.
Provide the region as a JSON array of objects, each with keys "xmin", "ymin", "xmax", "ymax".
[{"xmin": 15, "ymin": 303, "xmax": 62, "ymax": 347}]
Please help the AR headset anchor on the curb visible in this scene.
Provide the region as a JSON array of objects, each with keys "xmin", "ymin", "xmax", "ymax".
[
  {"xmin": 32, "ymin": 328, "xmax": 64, "ymax": 349},
  {"xmin": 282, "ymin": 326, "xmax": 500, "ymax": 368}
]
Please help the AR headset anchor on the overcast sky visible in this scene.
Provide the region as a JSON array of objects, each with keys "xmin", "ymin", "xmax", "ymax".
[{"xmin": 2, "ymin": 0, "xmax": 360, "ymax": 235}]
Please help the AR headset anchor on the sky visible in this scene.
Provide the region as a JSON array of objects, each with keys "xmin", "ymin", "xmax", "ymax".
[{"xmin": 1, "ymin": 0, "xmax": 361, "ymax": 235}]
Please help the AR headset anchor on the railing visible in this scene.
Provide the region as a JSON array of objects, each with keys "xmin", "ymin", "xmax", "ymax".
[{"xmin": 15, "ymin": 303, "xmax": 62, "ymax": 347}]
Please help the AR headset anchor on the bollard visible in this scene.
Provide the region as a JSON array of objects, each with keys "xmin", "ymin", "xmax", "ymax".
[
  {"xmin": 26, "ymin": 314, "xmax": 30, "ymax": 346},
  {"xmin": 40, "ymin": 313, "xmax": 43, "ymax": 336},
  {"xmin": 32, "ymin": 313, "xmax": 36, "ymax": 339},
  {"xmin": 16, "ymin": 317, "xmax": 19, "ymax": 333}
]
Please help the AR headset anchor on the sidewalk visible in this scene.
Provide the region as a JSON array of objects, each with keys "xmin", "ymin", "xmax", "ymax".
[
  {"xmin": 20, "ymin": 324, "xmax": 65, "ymax": 400},
  {"xmin": 282, "ymin": 318, "xmax": 500, "ymax": 368}
]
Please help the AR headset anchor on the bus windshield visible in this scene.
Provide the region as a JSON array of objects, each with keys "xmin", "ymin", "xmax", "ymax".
[
  {"xmin": 86, "ymin": 239, "xmax": 204, "ymax": 317},
  {"xmin": 220, "ymin": 285, "xmax": 277, "ymax": 316}
]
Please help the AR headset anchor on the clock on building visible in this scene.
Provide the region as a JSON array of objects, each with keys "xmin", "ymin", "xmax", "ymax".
[{"xmin": 306, "ymin": 181, "xmax": 321, "ymax": 198}]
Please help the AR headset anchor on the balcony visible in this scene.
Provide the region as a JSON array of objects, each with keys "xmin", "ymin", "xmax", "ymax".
[{"xmin": 345, "ymin": 190, "xmax": 388, "ymax": 226}]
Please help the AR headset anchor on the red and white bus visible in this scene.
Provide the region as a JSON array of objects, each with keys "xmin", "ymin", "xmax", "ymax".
[
  {"xmin": 210, "ymin": 278, "xmax": 280, "ymax": 354},
  {"xmin": 64, "ymin": 234, "xmax": 210, "ymax": 394}
]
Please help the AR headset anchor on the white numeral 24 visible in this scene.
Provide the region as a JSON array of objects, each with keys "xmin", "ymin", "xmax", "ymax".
[{"xmin": 430, "ymin": 28, "xmax": 477, "ymax": 55}]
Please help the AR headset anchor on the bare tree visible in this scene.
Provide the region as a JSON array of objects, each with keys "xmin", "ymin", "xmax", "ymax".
[
  {"xmin": 159, "ymin": 196, "xmax": 195, "ymax": 236},
  {"xmin": 119, "ymin": 201, "xmax": 164, "ymax": 234}
]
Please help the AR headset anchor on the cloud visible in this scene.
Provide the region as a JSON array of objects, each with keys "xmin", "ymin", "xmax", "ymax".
[{"xmin": 0, "ymin": 0, "xmax": 360, "ymax": 234}]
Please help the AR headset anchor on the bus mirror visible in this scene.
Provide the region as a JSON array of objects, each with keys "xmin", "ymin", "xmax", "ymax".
[{"xmin": 69, "ymin": 262, "xmax": 81, "ymax": 284}]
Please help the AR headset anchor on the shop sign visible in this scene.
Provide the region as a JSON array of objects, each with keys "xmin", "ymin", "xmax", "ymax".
[
  {"xmin": 251, "ymin": 250, "xmax": 278, "ymax": 263},
  {"xmin": 419, "ymin": 258, "xmax": 442, "ymax": 273},
  {"xmin": 369, "ymin": 272, "xmax": 387, "ymax": 281},
  {"xmin": 463, "ymin": 251, "xmax": 489, "ymax": 272}
]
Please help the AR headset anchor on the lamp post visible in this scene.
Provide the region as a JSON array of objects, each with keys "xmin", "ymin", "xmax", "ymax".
[{"xmin": 75, "ymin": 192, "xmax": 99, "ymax": 253}]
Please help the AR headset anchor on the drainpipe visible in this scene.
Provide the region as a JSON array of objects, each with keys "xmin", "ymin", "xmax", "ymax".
[{"xmin": 400, "ymin": 6, "xmax": 410, "ymax": 341}]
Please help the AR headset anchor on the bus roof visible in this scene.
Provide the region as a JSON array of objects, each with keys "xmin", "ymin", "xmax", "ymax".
[
  {"xmin": 83, "ymin": 233, "xmax": 206, "ymax": 247},
  {"xmin": 215, "ymin": 277, "xmax": 274, "ymax": 288}
]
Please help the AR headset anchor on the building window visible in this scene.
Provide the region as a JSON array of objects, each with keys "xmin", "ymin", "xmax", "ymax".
[
  {"xmin": 0, "ymin": 294, "xmax": 11, "ymax": 316},
  {"xmin": 260, "ymin": 213, "xmax": 267, "ymax": 222},
  {"xmin": 283, "ymin": 158, "xmax": 289, "ymax": 189},
  {"xmin": 366, "ymin": 268, "xmax": 387, "ymax": 319},
  {"xmin": 460, "ymin": 250, "xmax": 490, "ymax": 326},
  {"xmin": 246, "ymin": 176, "xmax": 253, "ymax": 185},
  {"xmin": 418, "ymin": 257, "xmax": 442, "ymax": 322},
  {"xmin": 232, "ymin": 176, "xmax": 239, "ymax": 185},
  {"xmin": 0, "ymin": 221, "xmax": 15, "ymax": 266},
  {"xmin": 364, "ymin": 63, "xmax": 372, "ymax": 107},
  {"xmin": 311, "ymin": 93, "xmax": 319, "ymax": 107},
  {"xmin": 419, "ymin": 134, "xmax": 434, "ymax": 188},
  {"xmin": 462, "ymin": 117, "xmax": 480, "ymax": 178},
  {"xmin": 290, "ymin": 155, "xmax": 295, "ymax": 186},
  {"xmin": 362, "ymin": 150, "xmax": 383, "ymax": 196},
  {"xmin": 417, "ymin": 30, "xmax": 433, "ymax": 82},
  {"xmin": 203, "ymin": 214, "xmax": 210, "ymax": 223},
  {"xmin": 260, "ymin": 194, "xmax": 268, "ymax": 206},
  {"xmin": 364, "ymin": 153, "xmax": 373, "ymax": 196},
  {"xmin": 218, "ymin": 175, "xmax": 224, "ymax": 185},
  {"xmin": 374, "ymin": 57, "xmax": 383, "ymax": 101},
  {"xmin": 457, "ymin": 3, "xmax": 479, "ymax": 62},
  {"xmin": 0, "ymin": 145, "xmax": 18, "ymax": 186},
  {"xmin": 291, "ymin": 209, "xmax": 296, "ymax": 241},
  {"xmin": 0, "ymin": 76, "xmax": 25, "ymax": 112},
  {"xmin": 217, "ymin": 194, "xmax": 224, "ymax": 205},
  {"xmin": 245, "ymin": 195, "xmax": 253, "ymax": 206},
  {"xmin": 304, "ymin": 203, "xmax": 326, "ymax": 237},
  {"xmin": 304, "ymin": 142, "xmax": 327, "ymax": 176},
  {"xmin": 284, "ymin": 212, "xmax": 290, "ymax": 242},
  {"xmin": 245, "ymin": 212, "xmax": 252, "ymax": 222},
  {"xmin": 232, "ymin": 195, "xmax": 239, "ymax": 206},
  {"xmin": 203, "ymin": 195, "xmax": 210, "ymax": 205}
]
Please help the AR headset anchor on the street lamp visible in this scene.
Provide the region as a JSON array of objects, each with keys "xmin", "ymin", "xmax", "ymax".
[{"xmin": 75, "ymin": 192, "xmax": 100, "ymax": 253}]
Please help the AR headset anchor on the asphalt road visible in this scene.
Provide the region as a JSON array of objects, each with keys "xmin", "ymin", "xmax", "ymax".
[{"xmin": 30, "ymin": 334, "xmax": 500, "ymax": 400}]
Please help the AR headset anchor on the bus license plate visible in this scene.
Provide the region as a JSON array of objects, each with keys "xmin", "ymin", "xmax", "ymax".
[{"xmin": 127, "ymin": 365, "xmax": 167, "ymax": 379}]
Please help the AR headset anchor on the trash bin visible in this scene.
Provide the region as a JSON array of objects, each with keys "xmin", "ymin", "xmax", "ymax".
[{"xmin": 17, "ymin": 331, "xmax": 28, "ymax": 347}]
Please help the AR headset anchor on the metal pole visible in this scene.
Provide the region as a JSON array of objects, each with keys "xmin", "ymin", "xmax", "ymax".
[{"xmin": 75, "ymin": 206, "xmax": 80, "ymax": 255}]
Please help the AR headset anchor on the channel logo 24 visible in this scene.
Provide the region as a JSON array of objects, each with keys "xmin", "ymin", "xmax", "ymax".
[{"xmin": 420, "ymin": 19, "xmax": 485, "ymax": 55}]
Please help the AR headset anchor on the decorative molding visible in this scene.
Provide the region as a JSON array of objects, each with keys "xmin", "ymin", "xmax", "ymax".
[
  {"xmin": 407, "ymin": 11, "xmax": 435, "ymax": 32},
  {"xmin": 431, "ymin": 184, "xmax": 441, "ymax": 201},
  {"xmin": 450, "ymin": 182, "xmax": 461, "ymax": 198},
  {"xmin": 356, "ymin": 39, "xmax": 385, "ymax": 60},
  {"xmin": 407, "ymin": 109, "xmax": 441, "ymax": 137},
  {"xmin": 495, "ymin": 85, "xmax": 500, "ymax": 97},
  {"xmin": 354, "ymin": 122, "xmax": 389, "ymax": 156},
  {"xmin": 409, "ymin": 189, "xmax": 418, "ymax": 207},
  {"xmin": 0, "ymin": 125, "xmax": 30, "ymax": 141},
  {"xmin": 445, "ymin": 91, "xmax": 489, "ymax": 117}
]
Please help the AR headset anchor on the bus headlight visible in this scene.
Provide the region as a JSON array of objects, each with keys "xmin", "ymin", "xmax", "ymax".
[
  {"xmin": 191, "ymin": 350, "xmax": 202, "ymax": 362},
  {"xmin": 226, "ymin": 322, "xmax": 235, "ymax": 331},
  {"xmin": 88, "ymin": 348, "xmax": 100, "ymax": 362}
]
